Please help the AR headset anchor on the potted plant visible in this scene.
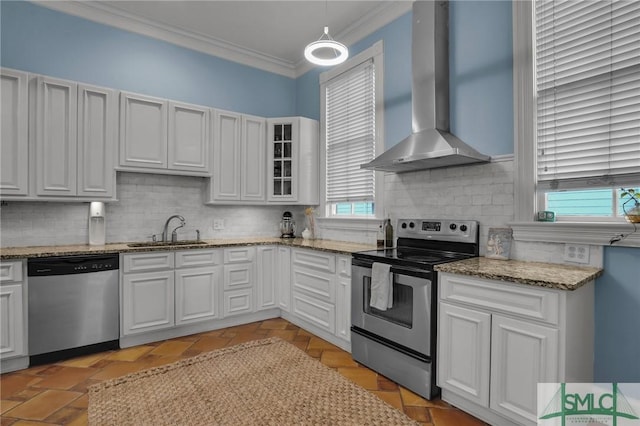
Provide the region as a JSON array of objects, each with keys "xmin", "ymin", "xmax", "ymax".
[{"xmin": 620, "ymin": 188, "xmax": 640, "ymax": 223}]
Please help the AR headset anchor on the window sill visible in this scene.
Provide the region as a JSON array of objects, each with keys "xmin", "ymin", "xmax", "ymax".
[
  {"xmin": 316, "ymin": 217, "xmax": 381, "ymax": 232},
  {"xmin": 509, "ymin": 221, "xmax": 640, "ymax": 248}
]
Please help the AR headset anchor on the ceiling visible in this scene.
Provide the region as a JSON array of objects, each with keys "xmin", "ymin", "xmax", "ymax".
[{"xmin": 35, "ymin": 0, "xmax": 413, "ymax": 77}]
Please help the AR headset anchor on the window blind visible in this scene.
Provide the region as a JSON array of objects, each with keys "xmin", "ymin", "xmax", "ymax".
[
  {"xmin": 535, "ymin": 0, "xmax": 640, "ymax": 190},
  {"xmin": 325, "ymin": 60, "xmax": 376, "ymax": 203}
]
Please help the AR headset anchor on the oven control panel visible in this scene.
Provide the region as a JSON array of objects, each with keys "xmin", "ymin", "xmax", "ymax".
[{"xmin": 397, "ymin": 219, "xmax": 478, "ymax": 243}]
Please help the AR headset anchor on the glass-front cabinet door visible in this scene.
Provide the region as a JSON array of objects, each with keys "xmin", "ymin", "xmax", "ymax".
[
  {"xmin": 267, "ymin": 119, "xmax": 298, "ymax": 202},
  {"xmin": 273, "ymin": 123, "xmax": 293, "ymax": 197},
  {"xmin": 266, "ymin": 116, "xmax": 319, "ymax": 205}
]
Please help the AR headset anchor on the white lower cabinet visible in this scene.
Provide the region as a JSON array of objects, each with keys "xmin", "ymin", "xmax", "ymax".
[
  {"xmin": 119, "ymin": 245, "xmax": 352, "ymax": 351},
  {"xmin": 286, "ymin": 248, "xmax": 351, "ymax": 350},
  {"xmin": 437, "ymin": 272, "xmax": 593, "ymax": 426},
  {"xmin": 175, "ymin": 266, "xmax": 220, "ymax": 325},
  {"xmin": 123, "ymin": 270, "xmax": 175, "ymax": 334},
  {"xmin": 0, "ymin": 260, "xmax": 28, "ymax": 373},
  {"xmin": 276, "ymin": 247, "xmax": 291, "ymax": 312},
  {"xmin": 122, "ymin": 249, "xmax": 221, "ymax": 335},
  {"xmin": 256, "ymin": 246, "xmax": 277, "ymax": 311},
  {"xmin": 222, "ymin": 247, "xmax": 255, "ymax": 317}
]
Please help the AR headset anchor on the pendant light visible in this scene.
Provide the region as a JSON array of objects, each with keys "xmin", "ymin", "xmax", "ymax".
[{"xmin": 304, "ymin": 2, "xmax": 348, "ymax": 66}]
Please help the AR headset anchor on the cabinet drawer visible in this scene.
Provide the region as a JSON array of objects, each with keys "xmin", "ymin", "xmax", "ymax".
[
  {"xmin": 175, "ymin": 249, "xmax": 221, "ymax": 268},
  {"xmin": 0, "ymin": 261, "xmax": 23, "ymax": 283},
  {"xmin": 122, "ymin": 252, "xmax": 174, "ymax": 273},
  {"xmin": 293, "ymin": 249, "xmax": 335, "ymax": 273},
  {"xmin": 292, "ymin": 266, "xmax": 335, "ymax": 303},
  {"xmin": 223, "ymin": 288, "xmax": 253, "ymax": 317},
  {"xmin": 224, "ymin": 247, "xmax": 255, "ymax": 263},
  {"xmin": 440, "ymin": 273, "xmax": 560, "ymax": 325},
  {"xmin": 292, "ymin": 292, "xmax": 335, "ymax": 335},
  {"xmin": 223, "ymin": 263, "xmax": 253, "ymax": 290}
]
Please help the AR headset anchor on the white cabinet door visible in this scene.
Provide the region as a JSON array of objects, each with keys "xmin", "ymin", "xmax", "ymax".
[
  {"xmin": 0, "ymin": 284, "xmax": 24, "ymax": 359},
  {"xmin": 241, "ymin": 114, "xmax": 266, "ymax": 201},
  {"xmin": 175, "ymin": 266, "xmax": 220, "ymax": 325},
  {"xmin": 119, "ymin": 92, "xmax": 168, "ymax": 170},
  {"xmin": 267, "ymin": 119, "xmax": 297, "ymax": 202},
  {"xmin": 122, "ymin": 271, "xmax": 174, "ymax": 335},
  {"xmin": 335, "ymin": 256, "xmax": 351, "ymax": 343},
  {"xmin": 0, "ymin": 69, "xmax": 29, "ymax": 196},
  {"xmin": 490, "ymin": 314, "xmax": 559, "ymax": 426},
  {"xmin": 212, "ymin": 110, "xmax": 242, "ymax": 201},
  {"xmin": 256, "ymin": 246, "xmax": 277, "ymax": 311},
  {"xmin": 277, "ymin": 247, "xmax": 291, "ymax": 312},
  {"xmin": 168, "ymin": 101, "xmax": 210, "ymax": 173},
  {"xmin": 77, "ymin": 84, "xmax": 116, "ymax": 197},
  {"xmin": 267, "ymin": 117, "xmax": 319, "ymax": 205},
  {"xmin": 35, "ymin": 76, "xmax": 77, "ymax": 196},
  {"xmin": 437, "ymin": 302, "xmax": 491, "ymax": 407}
]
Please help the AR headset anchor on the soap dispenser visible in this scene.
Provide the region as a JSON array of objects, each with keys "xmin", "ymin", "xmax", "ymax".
[{"xmin": 88, "ymin": 202, "xmax": 106, "ymax": 245}]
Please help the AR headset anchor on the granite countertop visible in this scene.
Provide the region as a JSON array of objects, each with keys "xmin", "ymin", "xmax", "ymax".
[
  {"xmin": 435, "ymin": 257, "xmax": 603, "ymax": 291},
  {"xmin": 0, "ymin": 237, "xmax": 376, "ymax": 260}
]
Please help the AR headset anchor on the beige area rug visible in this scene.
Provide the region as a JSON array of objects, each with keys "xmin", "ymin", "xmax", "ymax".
[{"xmin": 88, "ymin": 337, "xmax": 418, "ymax": 425}]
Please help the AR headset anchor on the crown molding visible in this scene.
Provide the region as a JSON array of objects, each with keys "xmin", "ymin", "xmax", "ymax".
[
  {"xmin": 32, "ymin": 0, "xmax": 298, "ymax": 78},
  {"xmin": 32, "ymin": 0, "xmax": 414, "ymax": 79}
]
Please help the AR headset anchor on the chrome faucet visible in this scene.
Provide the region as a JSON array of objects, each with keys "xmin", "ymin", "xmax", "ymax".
[{"xmin": 162, "ymin": 215, "xmax": 186, "ymax": 242}]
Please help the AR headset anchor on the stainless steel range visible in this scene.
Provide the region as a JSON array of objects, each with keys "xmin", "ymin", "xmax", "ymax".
[{"xmin": 351, "ymin": 218, "xmax": 479, "ymax": 399}]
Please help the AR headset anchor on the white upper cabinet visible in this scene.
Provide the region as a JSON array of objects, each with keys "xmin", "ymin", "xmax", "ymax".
[
  {"xmin": 119, "ymin": 92, "xmax": 211, "ymax": 176},
  {"xmin": 119, "ymin": 92, "xmax": 168, "ymax": 170},
  {"xmin": 267, "ymin": 117, "xmax": 319, "ymax": 205},
  {"xmin": 34, "ymin": 76, "xmax": 78, "ymax": 196},
  {"xmin": 241, "ymin": 115, "xmax": 266, "ymax": 201},
  {"xmin": 33, "ymin": 76, "xmax": 116, "ymax": 199},
  {"xmin": 0, "ymin": 69, "xmax": 29, "ymax": 196},
  {"xmin": 168, "ymin": 101, "xmax": 210, "ymax": 173},
  {"xmin": 211, "ymin": 110, "xmax": 241, "ymax": 201},
  {"xmin": 77, "ymin": 84, "xmax": 117, "ymax": 197},
  {"xmin": 208, "ymin": 110, "xmax": 266, "ymax": 203}
]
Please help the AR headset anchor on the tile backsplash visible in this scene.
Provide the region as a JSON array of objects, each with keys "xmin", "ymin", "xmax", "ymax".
[
  {"xmin": 0, "ymin": 159, "xmax": 604, "ymax": 268},
  {"xmin": 0, "ymin": 173, "xmax": 303, "ymax": 247}
]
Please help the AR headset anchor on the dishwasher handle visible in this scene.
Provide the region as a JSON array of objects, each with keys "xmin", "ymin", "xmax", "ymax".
[{"xmin": 28, "ymin": 254, "xmax": 119, "ymax": 276}]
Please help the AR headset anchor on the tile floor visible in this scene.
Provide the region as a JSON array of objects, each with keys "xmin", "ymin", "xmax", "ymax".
[{"xmin": 1, "ymin": 319, "xmax": 487, "ymax": 425}]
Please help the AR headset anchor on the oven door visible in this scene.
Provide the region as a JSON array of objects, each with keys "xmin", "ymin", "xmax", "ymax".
[{"xmin": 351, "ymin": 264, "xmax": 432, "ymax": 357}]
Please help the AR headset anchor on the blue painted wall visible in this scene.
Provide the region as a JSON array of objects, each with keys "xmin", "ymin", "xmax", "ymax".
[
  {"xmin": 595, "ymin": 246, "xmax": 640, "ymax": 381},
  {"xmin": 0, "ymin": 1, "xmax": 295, "ymax": 117},
  {"xmin": 450, "ymin": 0, "xmax": 513, "ymax": 156},
  {"xmin": 295, "ymin": 1, "xmax": 513, "ymax": 156}
]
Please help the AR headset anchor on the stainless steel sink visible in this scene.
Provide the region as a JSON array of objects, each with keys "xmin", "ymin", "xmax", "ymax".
[{"xmin": 127, "ymin": 240, "xmax": 207, "ymax": 248}]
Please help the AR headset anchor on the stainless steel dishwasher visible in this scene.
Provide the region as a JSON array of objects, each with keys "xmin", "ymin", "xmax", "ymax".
[{"xmin": 28, "ymin": 254, "xmax": 120, "ymax": 365}]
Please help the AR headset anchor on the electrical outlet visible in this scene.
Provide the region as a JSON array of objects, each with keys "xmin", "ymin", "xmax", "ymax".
[
  {"xmin": 564, "ymin": 243, "xmax": 590, "ymax": 264},
  {"xmin": 213, "ymin": 219, "xmax": 225, "ymax": 230}
]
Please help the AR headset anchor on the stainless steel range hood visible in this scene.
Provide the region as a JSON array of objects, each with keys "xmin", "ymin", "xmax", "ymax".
[{"xmin": 361, "ymin": 1, "xmax": 490, "ymax": 173}]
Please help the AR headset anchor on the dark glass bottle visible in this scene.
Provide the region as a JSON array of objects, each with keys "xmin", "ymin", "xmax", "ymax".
[{"xmin": 384, "ymin": 219, "xmax": 394, "ymax": 249}]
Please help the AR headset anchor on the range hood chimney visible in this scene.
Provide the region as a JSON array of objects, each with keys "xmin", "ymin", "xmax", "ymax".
[{"xmin": 361, "ymin": 1, "xmax": 490, "ymax": 173}]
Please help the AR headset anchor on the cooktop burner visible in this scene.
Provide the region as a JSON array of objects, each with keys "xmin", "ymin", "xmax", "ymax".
[
  {"xmin": 353, "ymin": 247, "xmax": 474, "ymax": 270},
  {"xmin": 352, "ymin": 218, "xmax": 480, "ymax": 271}
]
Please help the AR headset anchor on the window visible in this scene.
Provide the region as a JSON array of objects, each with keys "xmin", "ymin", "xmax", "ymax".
[
  {"xmin": 320, "ymin": 42, "xmax": 383, "ymax": 218},
  {"xmin": 534, "ymin": 0, "xmax": 640, "ymax": 220}
]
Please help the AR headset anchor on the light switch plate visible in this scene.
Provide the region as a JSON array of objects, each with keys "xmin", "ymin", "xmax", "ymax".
[
  {"xmin": 564, "ymin": 243, "xmax": 590, "ymax": 264},
  {"xmin": 213, "ymin": 219, "xmax": 225, "ymax": 230}
]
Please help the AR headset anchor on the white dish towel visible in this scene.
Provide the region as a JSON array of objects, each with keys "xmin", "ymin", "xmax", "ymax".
[{"xmin": 370, "ymin": 262, "xmax": 393, "ymax": 311}]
